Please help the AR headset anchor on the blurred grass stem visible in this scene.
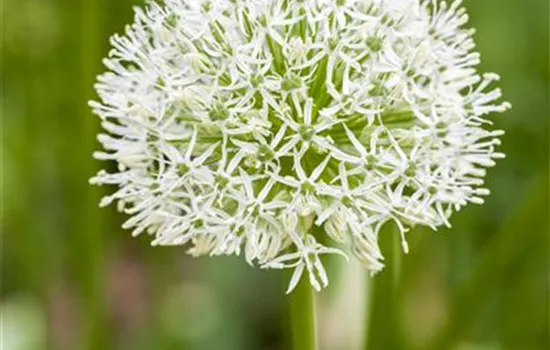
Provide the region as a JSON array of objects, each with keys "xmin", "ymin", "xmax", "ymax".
[{"xmin": 79, "ymin": 0, "xmax": 110, "ymax": 347}]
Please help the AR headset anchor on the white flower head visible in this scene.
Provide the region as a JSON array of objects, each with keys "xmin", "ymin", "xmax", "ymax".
[{"xmin": 90, "ymin": 0, "xmax": 510, "ymax": 293}]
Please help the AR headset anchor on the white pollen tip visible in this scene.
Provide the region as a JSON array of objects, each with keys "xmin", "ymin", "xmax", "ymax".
[
  {"xmin": 402, "ymin": 241, "xmax": 410, "ymax": 254},
  {"xmin": 490, "ymin": 130, "xmax": 506, "ymax": 137},
  {"xmin": 471, "ymin": 197, "xmax": 485, "ymax": 205},
  {"xmin": 484, "ymin": 73, "xmax": 501, "ymax": 81}
]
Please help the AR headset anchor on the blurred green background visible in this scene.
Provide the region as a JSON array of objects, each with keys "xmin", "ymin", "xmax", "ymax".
[{"xmin": 1, "ymin": 0, "xmax": 548, "ymax": 349}]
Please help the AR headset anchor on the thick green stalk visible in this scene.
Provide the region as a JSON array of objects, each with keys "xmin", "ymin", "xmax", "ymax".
[
  {"xmin": 392, "ymin": 230, "xmax": 402, "ymax": 295},
  {"xmin": 290, "ymin": 278, "xmax": 317, "ymax": 350},
  {"xmin": 363, "ymin": 224, "xmax": 403, "ymax": 350},
  {"xmin": 361, "ymin": 273, "xmax": 375, "ymax": 350}
]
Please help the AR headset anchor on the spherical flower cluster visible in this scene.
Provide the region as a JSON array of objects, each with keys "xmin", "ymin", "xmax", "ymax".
[{"xmin": 90, "ymin": 0, "xmax": 510, "ymax": 292}]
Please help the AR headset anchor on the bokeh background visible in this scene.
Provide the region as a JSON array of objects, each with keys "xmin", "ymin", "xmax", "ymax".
[{"xmin": 1, "ymin": 0, "xmax": 548, "ymax": 349}]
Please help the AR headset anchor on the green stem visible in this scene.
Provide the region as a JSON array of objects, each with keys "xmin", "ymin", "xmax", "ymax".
[
  {"xmin": 363, "ymin": 223, "xmax": 403, "ymax": 350},
  {"xmin": 362, "ymin": 272, "xmax": 375, "ymax": 350},
  {"xmin": 392, "ymin": 230, "xmax": 402, "ymax": 295},
  {"xmin": 290, "ymin": 278, "xmax": 317, "ymax": 350}
]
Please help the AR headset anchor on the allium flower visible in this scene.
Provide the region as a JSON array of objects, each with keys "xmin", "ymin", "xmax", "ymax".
[{"xmin": 90, "ymin": 0, "xmax": 510, "ymax": 292}]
